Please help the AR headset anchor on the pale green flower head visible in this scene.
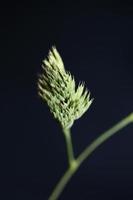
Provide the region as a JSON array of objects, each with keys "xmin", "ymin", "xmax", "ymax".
[{"xmin": 38, "ymin": 46, "xmax": 93, "ymax": 129}]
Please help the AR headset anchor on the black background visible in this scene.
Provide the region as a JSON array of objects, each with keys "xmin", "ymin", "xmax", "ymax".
[{"xmin": 1, "ymin": 1, "xmax": 133, "ymax": 200}]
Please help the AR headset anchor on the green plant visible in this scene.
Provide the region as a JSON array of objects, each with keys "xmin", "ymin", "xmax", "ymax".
[{"xmin": 38, "ymin": 47, "xmax": 133, "ymax": 200}]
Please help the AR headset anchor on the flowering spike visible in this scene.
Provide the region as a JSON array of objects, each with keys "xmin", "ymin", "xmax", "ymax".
[{"xmin": 38, "ymin": 47, "xmax": 93, "ymax": 129}]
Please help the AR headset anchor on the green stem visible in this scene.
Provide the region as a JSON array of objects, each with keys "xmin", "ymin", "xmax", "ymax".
[
  {"xmin": 77, "ymin": 112, "xmax": 133, "ymax": 166},
  {"xmin": 48, "ymin": 113, "xmax": 133, "ymax": 200},
  {"xmin": 63, "ymin": 128, "xmax": 75, "ymax": 168},
  {"xmin": 48, "ymin": 165, "xmax": 78, "ymax": 200},
  {"xmin": 48, "ymin": 128, "xmax": 78, "ymax": 200}
]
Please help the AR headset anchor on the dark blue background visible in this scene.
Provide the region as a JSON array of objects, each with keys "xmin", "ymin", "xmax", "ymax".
[{"xmin": 1, "ymin": 2, "xmax": 133, "ymax": 200}]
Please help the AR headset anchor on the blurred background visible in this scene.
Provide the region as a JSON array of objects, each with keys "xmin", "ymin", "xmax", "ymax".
[{"xmin": 1, "ymin": 1, "xmax": 133, "ymax": 200}]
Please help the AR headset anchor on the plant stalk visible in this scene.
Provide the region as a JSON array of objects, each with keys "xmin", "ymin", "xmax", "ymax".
[
  {"xmin": 48, "ymin": 113, "xmax": 133, "ymax": 200},
  {"xmin": 77, "ymin": 112, "xmax": 133, "ymax": 166},
  {"xmin": 63, "ymin": 128, "xmax": 76, "ymax": 168}
]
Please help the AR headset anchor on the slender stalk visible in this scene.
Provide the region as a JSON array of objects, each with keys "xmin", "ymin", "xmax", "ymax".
[
  {"xmin": 63, "ymin": 128, "xmax": 75, "ymax": 168},
  {"xmin": 77, "ymin": 112, "xmax": 133, "ymax": 166},
  {"xmin": 48, "ymin": 128, "xmax": 78, "ymax": 200},
  {"xmin": 48, "ymin": 113, "xmax": 133, "ymax": 200},
  {"xmin": 48, "ymin": 165, "xmax": 78, "ymax": 200}
]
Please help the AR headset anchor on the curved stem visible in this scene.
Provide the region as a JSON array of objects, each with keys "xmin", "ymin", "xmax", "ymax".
[
  {"xmin": 48, "ymin": 165, "xmax": 78, "ymax": 200},
  {"xmin": 48, "ymin": 113, "xmax": 133, "ymax": 200},
  {"xmin": 77, "ymin": 112, "xmax": 133, "ymax": 166}
]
